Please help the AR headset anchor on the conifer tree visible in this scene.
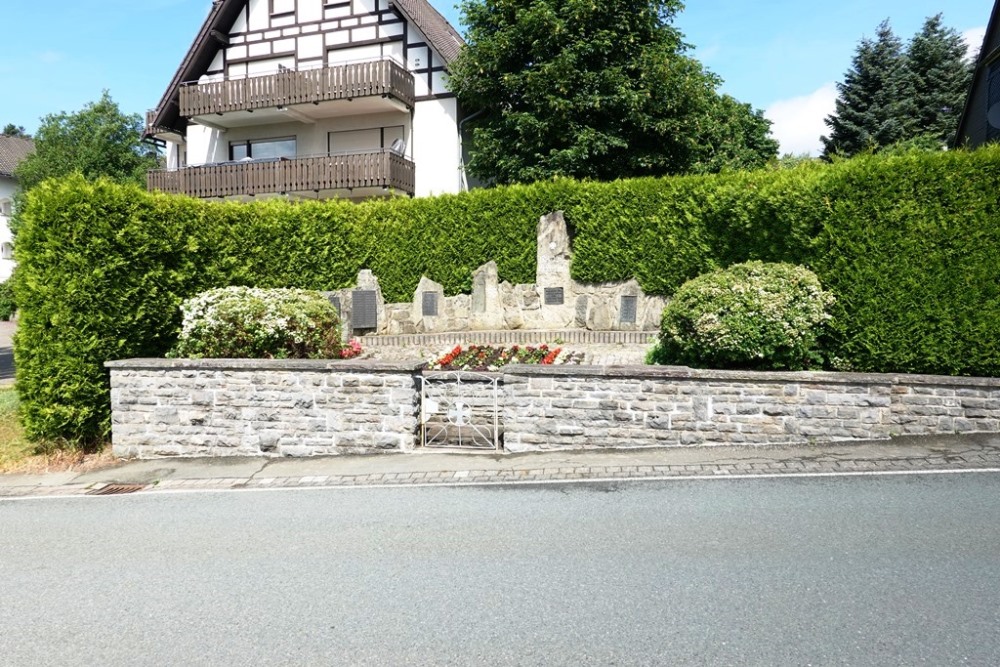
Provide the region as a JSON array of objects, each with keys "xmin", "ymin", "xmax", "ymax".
[
  {"xmin": 907, "ymin": 14, "xmax": 973, "ymax": 147},
  {"xmin": 822, "ymin": 20, "xmax": 917, "ymax": 158}
]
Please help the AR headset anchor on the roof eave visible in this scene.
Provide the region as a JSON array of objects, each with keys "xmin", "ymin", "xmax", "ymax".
[
  {"xmin": 147, "ymin": 0, "xmax": 242, "ymax": 138},
  {"xmin": 956, "ymin": 0, "xmax": 1000, "ymax": 144}
]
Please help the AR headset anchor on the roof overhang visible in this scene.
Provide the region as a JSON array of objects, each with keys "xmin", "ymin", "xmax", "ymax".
[{"xmin": 956, "ymin": 0, "xmax": 1000, "ymax": 144}]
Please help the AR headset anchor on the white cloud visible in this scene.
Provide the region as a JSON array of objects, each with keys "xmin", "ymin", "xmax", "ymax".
[
  {"xmin": 764, "ymin": 83, "xmax": 838, "ymax": 156},
  {"xmin": 38, "ymin": 51, "xmax": 63, "ymax": 64},
  {"xmin": 962, "ymin": 26, "xmax": 987, "ymax": 61}
]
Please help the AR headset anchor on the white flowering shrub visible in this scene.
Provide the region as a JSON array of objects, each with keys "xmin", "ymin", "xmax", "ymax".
[
  {"xmin": 170, "ymin": 286, "xmax": 343, "ymax": 359},
  {"xmin": 650, "ymin": 261, "xmax": 834, "ymax": 370}
]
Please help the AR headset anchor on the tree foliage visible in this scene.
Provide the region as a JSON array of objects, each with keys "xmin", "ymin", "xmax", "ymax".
[
  {"xmin": 448, "ymin": 0, "xmax": 777, "ymax": 184},
  {"xmin": 1, "ymin": 124, "xmax": 28, "ymax": 138},
  {"xmin": 14, "ymin": 91, "xmax": 158, "ymax": 191},
  {"xmin": 907, "ymin": 14, "xmax": 973, "ymax": 147},
  {"xmin": 823, "ymin": 15, "xmax": 974, "ymax": 157},
  {"xmin": 822, "ymin": 20, "xmax": 917, "ymax": 157}
]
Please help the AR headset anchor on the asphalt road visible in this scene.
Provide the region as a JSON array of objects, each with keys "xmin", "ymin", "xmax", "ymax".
[{"xmin": 2, "ymin": 474, "xmax": 999, "ymax": 666}]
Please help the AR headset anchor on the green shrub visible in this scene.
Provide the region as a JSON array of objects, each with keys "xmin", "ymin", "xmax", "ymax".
[
  {"xmin": 170, "ymin": 287, "xmax": 343, "ymax": 359},
  {"xmin": 0, "ymin": 280, "xmax": 15, "ymax": 321},
  {"xmin": 651, "ymin": 262, "xmax": 834, "ymax": 370},
  {"xmin": 14, "ymin": 146, "xmax": 1000, "ymax": 444}
]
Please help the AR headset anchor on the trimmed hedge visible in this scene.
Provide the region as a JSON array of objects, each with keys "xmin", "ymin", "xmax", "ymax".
[{"xmin": 14, "ymin": 147, "xmax": 1000, "ymax": 444}]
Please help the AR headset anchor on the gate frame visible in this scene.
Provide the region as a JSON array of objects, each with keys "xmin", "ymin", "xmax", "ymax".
[{"xmin": 418, "ymin": 370, "xmax": 501, "ymax": 451}]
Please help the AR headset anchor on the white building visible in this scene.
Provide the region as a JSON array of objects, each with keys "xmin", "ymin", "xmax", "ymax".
[
  {"xmin": 145, "ymin": 0, "xmax": 469, "ymax": 200},
  {"xmin": 0, "ymin": 135, "xmax": 34, "ymax": 282}
]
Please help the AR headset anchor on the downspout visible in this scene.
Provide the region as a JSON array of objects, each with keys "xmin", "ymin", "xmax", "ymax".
[{"xmin": 457, "ymin": 108, "xmax": 485, "ymax": 192}]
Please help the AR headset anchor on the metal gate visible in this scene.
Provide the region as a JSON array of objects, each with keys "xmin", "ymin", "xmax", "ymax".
[{"xmin": 419, "ymin": 371, "xmax": 500, "ymax": 450}]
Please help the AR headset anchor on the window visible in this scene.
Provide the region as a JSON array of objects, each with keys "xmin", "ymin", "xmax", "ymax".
[
  {"xmin": 0, "ymin": 243, "xmax": 12, "ymax": 260},
  {"xmin": 328, "ymin": 126, "xmax": 405, "ymax": 155},
  {"xmin": 0, "ymin": 199, "xmax": 10, "ymax": 217},
  {"xmin": 229, "ymin": 137, "xmax": 297, "ymax": 161},
  {"xmin": 270, "ymin": 0, "xmax": 295, "ymax": 15}
]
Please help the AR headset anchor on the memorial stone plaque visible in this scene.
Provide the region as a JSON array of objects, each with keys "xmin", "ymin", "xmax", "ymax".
[
  {"xmin": 422, "ymin": 291, "xmax": 439, "ymax": 317},
  {"xmin": 543, "ymin": 287, "xmax": 564, "ymax": 306},
  {"xmin": 620, "ymin": 295, "xmax": 638, "ymax": 324},
  {"xmin": 327, "ymin": 294, "xmax": 341, "ymax": 316},
  {"xmin": 351, "ymin": 289, "xmax": 378, "ymax": 329}
]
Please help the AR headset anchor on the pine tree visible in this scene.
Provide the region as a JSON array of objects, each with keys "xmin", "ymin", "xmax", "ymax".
[
  {"xmin": 906, "ymin": 14, "xmax": 974, "ymax": 147},
  {"xmin": 822, "ymin": 20, "xmax": 917, "ymax": 158}
]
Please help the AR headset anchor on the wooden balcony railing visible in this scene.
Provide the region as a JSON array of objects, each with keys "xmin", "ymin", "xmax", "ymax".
[
  {"xmin": 147, "ymin": 152, "xmax": 416, "ymax": 198},
  {"xmin": 179, "ymin": 60, "xmax": 415, "ymax": 117}
]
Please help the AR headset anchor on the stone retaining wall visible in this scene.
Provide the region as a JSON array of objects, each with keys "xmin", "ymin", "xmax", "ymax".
[
  {"xmin": 502, "ymin": 366, "xmax": 1000, "ymax": 452},
  {"xmin": 106, "ymin": 359, "xmax": 422, "ymax": 458},
  {"xmin": 107, "ymin": 359, "xmax": 1000, "ymax": 458}
]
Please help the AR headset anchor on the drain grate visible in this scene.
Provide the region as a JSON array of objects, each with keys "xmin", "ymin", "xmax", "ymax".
[{"xmin": 87, "ymin": 484, "xmax": 147, "ymax": 496}]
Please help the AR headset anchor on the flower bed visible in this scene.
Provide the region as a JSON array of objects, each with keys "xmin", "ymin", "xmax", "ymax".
[
  {"xmin": 431, "ymin": 344, "xmax": 584, "ymax": 371},
  {"xmin": 340, "ymin": 338, "xmax": 364, "ymax": 359}
]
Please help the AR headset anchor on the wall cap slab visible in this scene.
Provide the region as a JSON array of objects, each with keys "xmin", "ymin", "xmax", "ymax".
[
  {"xmin": 105, "ymin": 358, "xmax": 427, "ymax": 373},
  {"xmin": 501, "ymin": 364, "xmax": 1000, "ymax": 387}
]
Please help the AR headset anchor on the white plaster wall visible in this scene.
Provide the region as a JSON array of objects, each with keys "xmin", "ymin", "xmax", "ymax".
[
  {"xmin": 412, "ymin": 98, "xmax": 460, "ymax": 196},
  {"xmin": 247, "ymin": 0, "xmax": 269, "ymax": 32},
  {"xmin": 186, "ymin": 124, "xmax": 226, "ymax": 165},
  {"xmin": 298, "ymin": 0, "xmax": 323, "ymax": 24},
  {"xmin": 0, "ymin": 176, "xmax": 18, "ymax": 281},
  {"xmin": 165, "ymin": 142, "xmax": 186, "ymax": 170}
]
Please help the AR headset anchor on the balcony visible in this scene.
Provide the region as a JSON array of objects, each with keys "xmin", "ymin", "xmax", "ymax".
[
  {"xmin": 179, "ymin": 60, "xmax": 415, "ymax": 127},
  {"xmin": 147, "ymin": 151, "xmax": 415, "ymax": 199}
]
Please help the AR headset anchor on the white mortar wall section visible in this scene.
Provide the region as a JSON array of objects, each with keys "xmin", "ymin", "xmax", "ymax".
[
  {"xmin": 0, "ymin": 177, "xmax": 16, "ymax": 281},
  {"xmin": 413, "ymin": 98, "xmax": 460, "ymax": 196}
]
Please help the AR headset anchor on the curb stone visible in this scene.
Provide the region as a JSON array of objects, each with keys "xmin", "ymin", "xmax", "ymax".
[{"xmin": 2, "ymin": 449, "xmax": 999, "ymax": 499}]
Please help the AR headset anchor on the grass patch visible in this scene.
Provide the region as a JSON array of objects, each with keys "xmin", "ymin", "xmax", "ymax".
[{"xmin": 0, "ymin": 387, "xmax": 115, "ymax": 474}]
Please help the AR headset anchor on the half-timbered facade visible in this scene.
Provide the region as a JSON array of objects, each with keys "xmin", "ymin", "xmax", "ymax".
[{"xmin": 145, "ymin": 0, "xmax": 466, "ymax": 200}]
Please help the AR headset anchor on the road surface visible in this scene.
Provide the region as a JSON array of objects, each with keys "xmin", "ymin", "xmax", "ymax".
[{"xmin": 2, "ymin": 474, "xmax": 999, "ymax": 665}]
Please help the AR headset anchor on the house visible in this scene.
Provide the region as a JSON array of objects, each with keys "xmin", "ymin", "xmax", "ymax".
[
  {"xmin": 144, "ymin": 0, "xmax": 467, "ymax": 200},
  {"xmin": 0, "ymin": 135, "xmax": 34, "ymax": 281},
  {"xmin": 956, "ymin": 1, "xmax": 1000, "ymax": 147}
]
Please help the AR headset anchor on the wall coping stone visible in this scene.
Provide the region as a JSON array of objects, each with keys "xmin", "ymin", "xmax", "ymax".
[
  {"xmin": 104, "ymin": 358, "xmax": 1000, "ymax": 388},
  {"xmin": 105, "ymin": 358, "xmax": 427, "ymax": 373},
  {"xmin": 501, "ymin": 364, "xmax": 1000, "ymax": 387}
]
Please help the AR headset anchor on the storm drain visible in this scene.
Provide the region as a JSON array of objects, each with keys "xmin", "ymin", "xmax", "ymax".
[{"xmin": 86, "ymin": 484, "xmax": 147, "ymax": 496}]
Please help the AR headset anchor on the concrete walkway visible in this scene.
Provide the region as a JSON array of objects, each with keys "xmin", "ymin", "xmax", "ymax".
[{"xmin": 2, "ymin": 433, "xmax": 999, "ymax": 499}]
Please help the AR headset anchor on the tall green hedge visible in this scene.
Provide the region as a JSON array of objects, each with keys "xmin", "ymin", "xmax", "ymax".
[{"xmin": 14, "ymin": 147, "xmax": 1000, "ymax": 444}]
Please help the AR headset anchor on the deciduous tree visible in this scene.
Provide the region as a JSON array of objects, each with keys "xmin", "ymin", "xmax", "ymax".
[
  {"xmin": 14, "ymin": 91, "xmax": 159, "ymax": 191},
  {"xmin": 449, "ymin": 0, "xmax": 777, "ymax": 184}
]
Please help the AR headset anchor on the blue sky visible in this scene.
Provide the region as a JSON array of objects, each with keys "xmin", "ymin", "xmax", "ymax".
[{"xmin": 0, "ymin": 1, "xmax": 991, "ymax": 155}]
